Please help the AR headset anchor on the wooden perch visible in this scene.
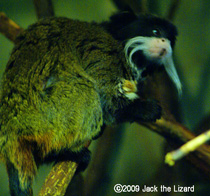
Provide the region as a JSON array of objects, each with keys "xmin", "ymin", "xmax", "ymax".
[
  {"xmin": 0, "ymin": 12, "xmax": 23, "ymax": 43},
  {"xmin": 38, "ymin": 161, "xmax": 78, "ymax": 196}
]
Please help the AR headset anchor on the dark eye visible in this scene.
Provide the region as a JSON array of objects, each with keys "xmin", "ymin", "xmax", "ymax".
[{"xmin": 152, "ymin": 28, "xmax": 161, "ymax": 36}]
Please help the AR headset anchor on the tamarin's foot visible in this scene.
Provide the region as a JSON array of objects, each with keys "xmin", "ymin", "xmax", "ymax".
[{"xmin": 75, "ymin": 148, "xmax": 91, "ymax": 173}]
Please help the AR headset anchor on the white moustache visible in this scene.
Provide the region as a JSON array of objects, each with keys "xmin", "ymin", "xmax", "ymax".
[{"xmin": 125, "ymin": 36, "xmax": 182, "ymax": 96}]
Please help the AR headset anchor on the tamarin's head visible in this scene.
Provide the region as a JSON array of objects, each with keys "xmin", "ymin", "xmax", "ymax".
[{"xmin": 104, "ymin": 12, "xmax": 181, "ymax": 96}]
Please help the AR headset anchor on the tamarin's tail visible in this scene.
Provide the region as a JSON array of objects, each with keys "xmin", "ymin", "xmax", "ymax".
[
  {"xmin": 6, "ymin": 161, "xmax": 33, "ymax": 196},
  {"xmin": 0, "ymin": 135, "xmax": 7, "ymax": 160},
  {"xmin": 0, "ymin": 137, "xmax": 37, "ymax": 196}
]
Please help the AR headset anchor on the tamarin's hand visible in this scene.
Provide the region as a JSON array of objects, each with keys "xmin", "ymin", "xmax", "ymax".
[{"xmin": 0, "ymin": 12, "xmax": 180, "ymax": 196}]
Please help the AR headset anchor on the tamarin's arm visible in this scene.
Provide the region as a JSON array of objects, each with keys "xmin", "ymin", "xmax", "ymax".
[{"xmin": 115, "ymin": 98, "xmax": 162, "ymax": 123}]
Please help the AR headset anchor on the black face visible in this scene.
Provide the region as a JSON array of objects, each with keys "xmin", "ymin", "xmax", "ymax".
[
  {"xmin": 104, "ymin": 12, "xmax": 182, "ymax": 95},
  {"xmin": 121, "ymin": 14, "xmax": 178, "ymax": 48},
  {"xmin": 104, "ymin": 12, "xmax": 178, "ymax": 48}
]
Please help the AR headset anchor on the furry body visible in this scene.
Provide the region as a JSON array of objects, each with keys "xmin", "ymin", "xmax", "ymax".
[{"xmin": 0, "ymin": 14, "xmax": 178, "ymax": 195}]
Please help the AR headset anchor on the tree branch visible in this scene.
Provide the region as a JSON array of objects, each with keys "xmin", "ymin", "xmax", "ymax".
[
  {"xmin": 33, "ymin": 0, "xmax": 55, "ymax": 19},
  {"xmin": 38, "ymin": 161, "xmax": 78, "ymax": 196},
  {"xmin": 166, "ymin": 0, "xmax": 181, "ymax": 21},
  {"xmin": 126, "ymin": 0, "xmax": 148, "ymax": 15},
  {"xmin": 165, "ymin": 130, "xmax": 210, "ymax": 166},
  {"xmin": 112, "ymin": 0, "xmax": 148, "ymax": 15},
  {"xmin": 0, "ymin": 12, "xmax": 23, "ymax": 43},
  {"xmin": 140, "ymin": 117, "xmax": 210, "ymax": 179},
  {"xmin": 38, "ymin": 141, "xmax": 90, "ymax": 196}
]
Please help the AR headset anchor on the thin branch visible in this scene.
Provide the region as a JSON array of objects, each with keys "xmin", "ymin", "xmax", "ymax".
[
  {"xmin": 39, "ymin": 142, "xmax": 91, "ymax": 196},
  {"xmin": 166, "ymin": 0, "xmax": 181, "ymax": 21},
  {"xmin": 0, "ymin": 12, "xmax": 23, "ymax": 43},
  {"xmin": 141, "ymin": 117, "xmax": 210, "ymax": 178},
  {"xmin": 165, "ymin": 130, "xmax": 210, "ymax": 166},
  {"xmin": 33, "ymin": 0, "xmax": 55, "ymax": 19},
  {"xmin": 38, "ymin": 161, "xmax": 78, "ymax": 196},
  {"xmin": 141, "ymin": 117, "xmax": 195, "ymax": 146}
]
